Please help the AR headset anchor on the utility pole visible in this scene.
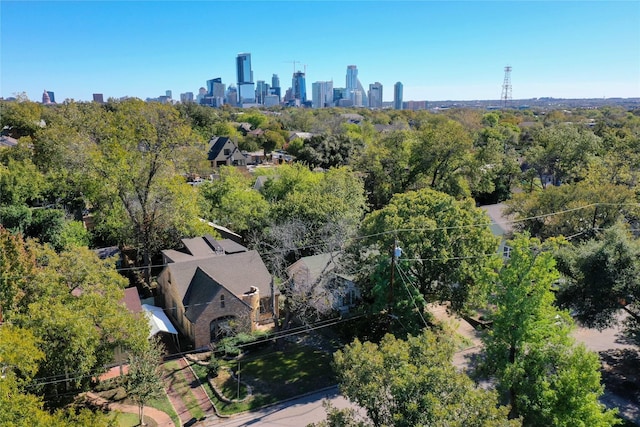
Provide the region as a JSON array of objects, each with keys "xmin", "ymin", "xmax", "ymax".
[{"xmin": 389, "ymin": 238, "xmax": 401, "ymax": 317}]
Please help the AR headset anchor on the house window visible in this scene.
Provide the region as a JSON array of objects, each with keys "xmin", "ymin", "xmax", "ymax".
[
  {"xmin": 220, "ymin": 294, "xmax": 225, "ymax": 308},
  {"xmin": 224, "ymin": 148, "xmax": 230, "ymax": 155},
  {"xmin": 503, "ymin": 245, "xmax": 512, "ymax": 259}
]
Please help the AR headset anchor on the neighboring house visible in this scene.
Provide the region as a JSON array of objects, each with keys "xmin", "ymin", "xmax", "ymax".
[
  {"xmin": 287, "ymin": 253, "xmax": 360, "ymax": 315},
  {"xmin": 481, "ymin": 203, "xmax": 515, "ymax": 258},
  {"xmin": 207, "ymin": 136, "xmax": 248, "ymax": 168},
  {"xmin": 287, "ymin": 131, "xmax": 314, "ymax": 143},
  {"xmin": 157, "ymin": 235, "xmax": 278, "ymax": 349},
  {"xmin": 0, "ymin": 135, "xmax": 18, "ymax": 148}
]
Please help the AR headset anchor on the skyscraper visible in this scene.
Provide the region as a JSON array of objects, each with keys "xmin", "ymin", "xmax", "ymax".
[
  {"xmin": 47, "ymin": 91, "xmax": 56, "ymax": 103},
  {"xmin": 256, "ymin": 80, "xmax": 269, "ymax": 104},
  {"xmin": 236, "ymin": 53, "xmax": 255, "ymax": 104},
  {"xmin": 394, "ymin": 82, "xmax": 403, "ymax": 110},
  {"xmin": 271, "ymin": 74, "xmax": 281, "ymax": 101},
  {"xmin": 206, "ymin": 78, "xmax": 225, "ymax": 107},
  {"xmin": 292, "ymin": 71, "xmax": 307, "ymax": 103},
  {"xmin": 345, "ymin": 65, "xmax": 367, "ymax": 107},
  {"xmin": 368, "ymin": 82, "xmax": 383, "ymax": 108},
  {"xmin": 93, "ymin": 93, "xmax": 104, "ymax": 103},
  {"xmin": 312, "ymin": 81, "xmax": 333, "ymax": 108}
]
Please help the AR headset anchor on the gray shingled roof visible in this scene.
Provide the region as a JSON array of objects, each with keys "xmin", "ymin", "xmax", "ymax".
[{"xmin": 165, "ymin": 250, "xmax": 274, "ymax": 321}]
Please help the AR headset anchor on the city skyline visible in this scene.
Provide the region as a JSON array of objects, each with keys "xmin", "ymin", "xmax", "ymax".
[{"xmin": 1, "ymin": 1, "xmax": 639, "ymax": 103}]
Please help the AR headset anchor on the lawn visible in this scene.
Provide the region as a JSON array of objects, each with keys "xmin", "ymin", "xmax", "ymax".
[
  {"xmin": 193, "ymin": 342, "xmax": 335, "ymax": 415},
  {"xmin": 96, "ymin": 383, "xmax": 179, "ymax": 427},
  {"xmin": 109, "ymin": 411, "xmax": 157, "ymax": 427}
]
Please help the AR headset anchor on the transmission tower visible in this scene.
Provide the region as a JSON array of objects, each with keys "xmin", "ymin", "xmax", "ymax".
[{"xmin": 501, "ymin": 65, "xmax": 512, "ymax": 107}]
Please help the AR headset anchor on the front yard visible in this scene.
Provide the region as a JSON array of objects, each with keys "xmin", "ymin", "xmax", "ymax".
[{"xmin": 193, "ymin": 342, "xmax": 335, "ymax": 415}]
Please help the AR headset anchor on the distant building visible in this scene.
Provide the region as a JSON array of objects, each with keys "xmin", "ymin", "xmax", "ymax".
[
  {"xmin": 256, "ymin": 80, "xmax": 269, "ymax": 104},
  {"xmin": 312, "ymin": 81, "xmax": 333, "ymax": 108},
  {"xmin": 46, "ymin": 91, "xmax": 56, "ymax": 103},
  {"xmin": 394, "ymin": 82, "xmax": 403, "ymax": 110},
  {"xmin": 165, "ymin": 90, "xmax": 172, "ymax": 99},
  {"xmin": 236, "ymin": 52, "xmax": 255, "ymax": 105},
  {"xmin": 93, "ymin": 93, "xmax": 104, "ymax": 103},
  {"xmin": 42, "ymin": 90, "xmax": 52, "ymax": 104},
  {"xmin": 196, "ymin": 87, "xmax": 207, "ymax": 105},
  {"xmin": 404, "ymin": 100, "xmax": 427, "ymax": 110},
  {"xmin": 368, "ymin": 82, "xmax": 383, "ymax": 108},
  {"xmin": 346, "ymin": 65, "xmax": 367, "ymax": 107},
  {"xmin": 206, "ymin": 78, "xmax": 225, "ymax": 107},
  {"xmin": 271, "ymin": 74, "xmax": 280, "ymax": 90},
  {"xmin": 292, "ymin": 71, "xmax": 307, "ymax": 103},
  {"xmin": 333, "ymin": 87, "xmax": 347, "ymax": 106},
  {"xmin": 180, "ymin": 92, "xmax": 194, "ymax": 103},
  {"xmin": 264, "ymin": 94, "xmax": 280, "ymax": 107},
  {"xmin": 226, "ymin": 85, "xmax": 238, "ymax": 107}
]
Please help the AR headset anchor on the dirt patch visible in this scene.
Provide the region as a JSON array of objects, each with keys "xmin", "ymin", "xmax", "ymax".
[{"xmin": 600, "ymin": 348, "xmax": 640, "ymax": 406}]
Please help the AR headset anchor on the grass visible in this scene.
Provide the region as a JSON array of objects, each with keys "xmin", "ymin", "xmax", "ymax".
[
  {"xmin": 148, "ymin": 392, "xmax": 180, "ymax": 426},
  {"xmin": 163, "ymin": 360, "xmax": 206, "ymax": 420},
  {"xmin": 109, "ymin": 412, "xmax": 157, "ymax": 427},
  {"xmin": 193, "ymin": 342, "xmax": 335, "ymax": 415}
]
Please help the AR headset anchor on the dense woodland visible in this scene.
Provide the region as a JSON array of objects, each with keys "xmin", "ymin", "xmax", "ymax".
[{"xmin": 1, "ymin": 96, "xmax": 640, "ymax": 426}]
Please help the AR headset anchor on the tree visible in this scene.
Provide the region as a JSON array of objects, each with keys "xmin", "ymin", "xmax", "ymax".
[
  {"xmin": 505, "ymin": 181, "xmax": 639, "ymax": 241},
  {"xmin": 126, "ymin": 337, "xmax": 165, "ymax": 426},
  {"xmin": 15, "ymin": 244, "xmax": 148, "ymax": 404},
  {"xmin": 355, "ymin": 130, "xmax": 415, "ymax": 209},
  {"xmin": 407, "ymin": 116, "xmax": 475, "ymax": 198},
  {"xmin": 87, "ymin": 99, "xmax": 207, "ymax": 280},
  {"xmin": 333, "ymin": 331, "xmax": 518, "ymax": 427},
  {"xmin": 0, "ymin": 226, "xmax": 36, "ymax": 322},
  {"xmin": 555, "ymin": 223, "xmax": 640, "ymax": 338},
  {"xmin": 481, "ymin": 234, "xmax": 619, "ymax": 426},
  {"xmin": 359, "ymin": 188, "xmax": 499, "ymax": 312},
  {"xmin": 200, "ymin": 166, "xmax": 269, "ymax": 235},
  {"xmin": 524, "ymin": 124, "xmax": 601, "ymax": 187},
  {"xmin": 295, "ymin": 134, "xmax": 363, "ymax": 169}
]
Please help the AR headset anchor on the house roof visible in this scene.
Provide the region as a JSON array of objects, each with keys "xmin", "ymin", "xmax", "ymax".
[
  {"xmin": 183, "ymin": 236, "xmax": 217, "ymax": 256},
  {"xmin": 0, "ymin": 135, "xmax": 18, "ymax": 147},
  {"xmin": 287, "ymin": 252, "xmax": 354, "ymax": 283},
  {"xmin": 121, "ymin": 287, "xmax": 142, "ymax": 314},
  {"xmin": 480, "ymin": 203, "xmax": 514, "ymax": 236},
  {"xmin": 165, "ymin": 249, "xmax": 274, "ymax": 314}
]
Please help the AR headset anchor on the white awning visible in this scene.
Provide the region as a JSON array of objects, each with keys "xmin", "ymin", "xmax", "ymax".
[{"xmin": 142, "ymin": 304, "xmax": 178, "ymax": 337}]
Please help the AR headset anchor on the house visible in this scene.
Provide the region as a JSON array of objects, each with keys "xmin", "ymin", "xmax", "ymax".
[
  {"xmin": 157, "ymin": 236, "xmax": 278, "ymax": 349},
  {"xmin": 287, "ymin": 253, "xmax": 360, "ymax": 314},
  {"xmin": 207, "ymin": 136, "xmax": 248, "ymax": 168},
  {"xmin": 481, "ymin": 203, "xmax": 515, "ymax": 258}
]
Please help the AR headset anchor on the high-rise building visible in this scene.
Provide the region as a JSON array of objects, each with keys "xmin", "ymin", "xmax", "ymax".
[
  {"xmin": 47, "ymin": 91, "xmax": 56, "ymax": 103},
  {"xmin": 226, "ymin": 85, "xmax": 238, "ymax": 107},
  {"xmin": 180, "ymin": 92, "xmax": 194, "ymax": 103},
  {"xmin": 165, "ymin": 90, "xmax": 172, "ymax": 99},
  {"xmin": 196, "ymin": 87, "xmax": 207, "ymax": 105},
  {"xmin": 345, "ymin": 65, "xmax": 367, "ymax": 107},
  {"xmin": 93, "ymin": 93, "xmax": 104, "ymax": 103},
  {"xmin": 271, "ymin": 74, "xmax": 281, "ymax": 101},
  {"xmin": 394, "ymin": 82, "xmax": 403, "ymax": 110},
  {"xmin": 292, "ymin": 71, "xmax": 307, "ymax": 103},
  {"xmin": 42, "ymin": 90, "xmax": 51, "ymax": 104},
  {"xmin": 312, "ymin": 81, "xmax": 333, "ymax": 108},
  {"xmin": 368, "ymin": 82, "xmax": 383, "ymax": 108},
  {"xmin": 256, "ymin": 80, "xmax": 269, "ymax": 104},
  {"xmin": 236, "ymin": 53, "xmax": 255, "ymax": 104}
]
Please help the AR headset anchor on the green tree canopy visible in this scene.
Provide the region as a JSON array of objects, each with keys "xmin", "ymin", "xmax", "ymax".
[
  {"xmin": 334, "ymin": 331, "xmax": 518, "ymax": 427},
  {"xmin": 359, "ymin": 188, "xmax": 499, "ymax": 312},
  {"xmin": 481, "ymin": 234, "xmax": 619, "ymax": 426}
]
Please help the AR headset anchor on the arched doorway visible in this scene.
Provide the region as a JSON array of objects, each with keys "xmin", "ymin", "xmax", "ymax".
[{"xmin": 210, "ymin": 315, "xmax": 236, "ymax": 342}]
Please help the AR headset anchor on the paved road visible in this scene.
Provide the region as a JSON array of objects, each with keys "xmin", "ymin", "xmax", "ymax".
[
  {"xmin": 194, "ymin": 308, "xmax": 639, "ymax": 427},
  {"xmin": 200, "ymin": 386, "xmax": 353, "ymax": 427}
]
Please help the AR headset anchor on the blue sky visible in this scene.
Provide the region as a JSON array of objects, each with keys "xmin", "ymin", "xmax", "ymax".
[{"xmin": 2, "ymin": 1, "xmax": 639, "ymax": 102}]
